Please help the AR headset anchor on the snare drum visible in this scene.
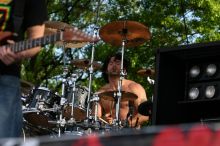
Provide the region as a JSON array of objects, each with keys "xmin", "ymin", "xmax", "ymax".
[{"xmin": 63, "ymin": 86, "xmax": 88, "ymax": 121}]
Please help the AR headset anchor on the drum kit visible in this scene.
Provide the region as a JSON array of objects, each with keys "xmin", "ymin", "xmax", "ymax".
[{"xmin": 21, "ymin": 20, "xmax": 153, "ymax": 137}]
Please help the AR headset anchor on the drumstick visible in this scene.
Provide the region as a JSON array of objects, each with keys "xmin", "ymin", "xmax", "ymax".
[
  {"xmin": 98, "ymin": 117, "xmax": 109, "ymax": 124},
  {"xmin": 135, "ymin": 117, "xmax": 139, "ymax": 128}
]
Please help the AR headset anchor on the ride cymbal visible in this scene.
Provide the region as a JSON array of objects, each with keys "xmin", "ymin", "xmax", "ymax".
[
  {"xmin": 71, "ymin": 59, "xmax": 102, "ymax": 70},
  {"xmin": 99, "ymin": 20, "xmax": 151, "ymax": 47},
  {"xmin": 98, "ymin": 91, "xmax": 138, "ymax": 101},
  {"xmin": 137, "ymin": 68, "xmax": 155, "ymax": 77}
]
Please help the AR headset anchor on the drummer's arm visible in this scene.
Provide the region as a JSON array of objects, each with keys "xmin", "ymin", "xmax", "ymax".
[
  {"xmin": 128, "ymin": 83, "xmax": 149, "ymax": 127},
  {"xmin": 96, "ymin": 86, "xmax": 109, "ymax": 117},
  {"xmin": 97, "ymin": 101, "xmax": 102, "ymax": 117}
]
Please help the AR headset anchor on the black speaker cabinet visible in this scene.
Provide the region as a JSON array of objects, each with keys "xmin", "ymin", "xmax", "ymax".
[{"xmin": 153, "ymin": 40, "xmax": 220, "ymax": 125}]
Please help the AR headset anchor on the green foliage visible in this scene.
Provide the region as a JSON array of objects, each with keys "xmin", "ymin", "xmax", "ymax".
[{"xmin": 21, "ymin": 0, "xmax": 220, "ymax": 122}]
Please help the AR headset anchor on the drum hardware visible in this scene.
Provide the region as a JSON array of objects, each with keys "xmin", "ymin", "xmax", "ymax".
[
  {"xmin": 99, "ymin": 20, "xmax": 151, "ymax": 47},
  {"xmin": 137, "ymin": 68, "xmax": 155, "ymax": 77},
  {"xmin": 86, "ymin": 93, "xmax": 101, "ymax": 130},
  {"xmin": 45, "ymin": 21, "xmax": 91, "ymax": 49},
  {"xmin": 20, "ymin": 80, "xmax": 35, "ymax": 95},
  {"xmin": 23, "ymin": 117, "xmax": 58, "ymax": 137},
  {"xmin": 62, "ymin": 85, "xmax": 89, "ymax": 125},
  {"xmin": 80, "ymin": 0, "xmax": 102, "ymax": 128},
  {"xmin": 98, "ymin": 91, "xmax": 138, "ymax": 101},
  {"xmin": 20, "ymin": 80, "xmax": 34, "ymax": 106},
  {"xmin": 137, "ymin": 68, "xmax": 154, "ymax": 123},
  {"xmin": 138, "ymin": 101, "xmax": 152, "ymax": 117},
  {"xmin": 71, "ymin": 59, "xmax": 102, "ymax": 71},
  {"xmin": 23, "ymin": 86, "xmax": 61, "ymax": 128},
  {"xmin": 137, "ymin": 68, "xmax": 155, "ymax": 85},
  {"xmin": 137, "ymin": 100, "xmax": 153, "ymax": 125},
  {"xmin": 45, "ymin": 21, "xmax": 73, "ymax": 30},
  {"xmin": 84, "ymin": 26, "xmax": 99, "ymax": 126},
  {"xmin": 56, "ymin": 45, "xmax": 79, "ymax": 137},
  {"xmin": 65, "ymin": 73, "xmax": 78, "ymax": 122},
  {"xmin": 55, "ymin": 40, "xmax": 88, "ymax": 49},
  {"xmin": 90, "ymin": 93, "xmax": 100, "ymax": 123}
]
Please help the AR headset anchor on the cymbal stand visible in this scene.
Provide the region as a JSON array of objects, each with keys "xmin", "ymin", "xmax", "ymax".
[
  {"xmin": 85, "ymin": 28, "xmax": 98, "ymax": 125},
  {"xmin": 147, "ymin": 76, "xmax": 155, "ymax": 103},
  {"xmin": 114, "ymin": 25, "xmax": 127, "ymax": 127},
  {"xmin": 57, "ymin": 42, "xmax": 68, "ymax": 137},
  {"xmin": 67, "ymin": 73, "xmax": 78, "ymax": 125},
  {"xmin": 147, "ymin": 76, "xmax": 155, "ymax": 85},
  {"xmin": 89, "ymin": 93, "xmax": 100, "ymax": 130}
]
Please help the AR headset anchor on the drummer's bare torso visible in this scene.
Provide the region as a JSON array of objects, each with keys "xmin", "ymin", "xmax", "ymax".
[{"xmin": 99, "ymin": 79, "xmax": 138, "ymax": 120}]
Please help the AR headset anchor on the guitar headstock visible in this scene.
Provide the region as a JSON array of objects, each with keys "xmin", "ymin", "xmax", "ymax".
[{"xmin": 62, "ymin": 27, "xmax": 100, "ymax": 43}]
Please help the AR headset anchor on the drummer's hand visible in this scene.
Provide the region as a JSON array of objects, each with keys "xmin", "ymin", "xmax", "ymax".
[
  {"xmin": 104, "ymin": 113, "xmax": 113, "ymax": 124},
  {"xmin": 128, "ymin": 116, "xmax": 140, "ymax": 128}
]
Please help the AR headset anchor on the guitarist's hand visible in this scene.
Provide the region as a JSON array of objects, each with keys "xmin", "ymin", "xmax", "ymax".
[
  {"xmin": 0, "ymin": 40, "xmax": 25, "ymax": 65},
  {"xmin": 0, "ymin": 47, "xmax": 17, "ymax": 65}
]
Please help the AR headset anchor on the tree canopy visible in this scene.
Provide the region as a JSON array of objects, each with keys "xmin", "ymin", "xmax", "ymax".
[{"xmin": 21, "ymin": 0, "xmax": 220, "ymax": 100}]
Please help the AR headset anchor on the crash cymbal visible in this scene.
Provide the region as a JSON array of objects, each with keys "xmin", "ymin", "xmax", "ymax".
[
  {"xmin": 138, "ymin": 101, "xmax": 152, "ymax": 116},
  {"xmin": 99, "ymin": 20, "xmax": 151, "ymax": 47},
  {"xmin": 71, "ymin": 59, "xmax": 102, "ymax": 70},
  {"xmin": 137, "ymin": 68, "xmax": 155, "ymax": 77},
  {"xmin": 45, "ymin": 21, "xmax": 73, "ymax": 30},
  {"xmin": 20, "ymin": 80, "xmax": 34, "ymax": 95},
  {"xmin": 99, "ymin": 91, "xmax": 138, "ymax": 101}
]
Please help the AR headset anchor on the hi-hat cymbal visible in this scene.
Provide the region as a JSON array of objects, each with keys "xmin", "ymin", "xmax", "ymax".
[
  {"xmin": 137, "ymin": 68, "xmax": 155, "ymax": 77},
  {"xmin": 55, "ymin": 41, "xmax": 88, "ymax": 49},
  {"xmin": 20, "ymin": 80, "xmax": 34, "ymax": 95},
  {"xmin": 99, "ymin": 20, "xmax": 151, "ymax": 47},
  {"xmin": 71, "ymin": 59, "xmax": 102, "ymax": 70},
  {"xmin": 138, "ymin": 101, "xmax": 152, "ymax": 116},
  {"xmin": 99, "ymin": 91, "xmax": 138, "ymax": 101},
  {"xmin": 45, "ymin": 21, "xmax": 73, "ymax": 30},
  {"xmin": 44, "ymin": 27, "xmax": 88, "ymax": 48},
  {"xmin": 44, "ymin": 27, "xmax": 57, "ymax": 35}
]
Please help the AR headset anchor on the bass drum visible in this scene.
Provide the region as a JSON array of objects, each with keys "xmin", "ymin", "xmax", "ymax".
[
  {"xmin": 22, "ymin": 119, "xmax": 58, "ymax": 138},
  {"xmin": 63, "ymin": 86, "xmax": 88, "ymax": 122},
  {"xmin": 23, "ymin": 87, "xmax": 60, "ymax": 128}
]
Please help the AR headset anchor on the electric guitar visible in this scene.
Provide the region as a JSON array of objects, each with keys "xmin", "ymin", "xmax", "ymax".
[{"xmin": 0, "ymin": 28, "xmax": 99, "ymax": 52}]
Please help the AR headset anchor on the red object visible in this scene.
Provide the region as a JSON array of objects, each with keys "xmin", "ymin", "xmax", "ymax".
[
  {"xmin": 153, "ymin": 127, "xmax": 186, "ymax": 146},
  {"xmin": 187, "ymin": 125, "xmax": 213, "ymax": 146},
  {"xmin": 72, "ymin": 135, "xmax": 103, "ymax": 146}
]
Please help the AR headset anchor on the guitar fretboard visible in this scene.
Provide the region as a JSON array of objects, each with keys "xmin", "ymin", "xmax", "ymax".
[{"xmin": 6, "ymin": 32, "xmax": 62, "ymax": 53}]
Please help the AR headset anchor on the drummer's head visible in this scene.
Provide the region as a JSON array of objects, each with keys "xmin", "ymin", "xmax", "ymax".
[{"xmin": 102, "ymin": 52, "xmax": 129, "ymax": 82}]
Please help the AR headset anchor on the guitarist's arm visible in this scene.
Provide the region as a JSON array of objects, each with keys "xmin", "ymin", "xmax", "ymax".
[
  {"xmin": 17, "ymin": 24, "xmax": 45, "ymax": 58},
  {"xmin": 0, "ymin": 24, "xmax": 45, "ymax": 65}
]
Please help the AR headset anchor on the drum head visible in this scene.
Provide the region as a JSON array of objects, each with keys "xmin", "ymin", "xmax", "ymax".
[
  {"xmin": 23, "ymin": 110, "xmax": 57, "ymax": 128},
  {"xmin": 63, "ymin": 105, "xmax": 86, "ymax": 121}
]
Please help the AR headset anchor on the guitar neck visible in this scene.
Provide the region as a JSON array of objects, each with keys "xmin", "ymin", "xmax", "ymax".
[{"xmin": 6, "ymin": 32, "xmax": 62, "ymax": 53}]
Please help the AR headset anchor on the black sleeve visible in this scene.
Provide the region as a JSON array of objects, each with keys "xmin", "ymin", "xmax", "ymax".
[{"xmin": 23, "ymin": 0, "xmax": 48, "ymax": 29}]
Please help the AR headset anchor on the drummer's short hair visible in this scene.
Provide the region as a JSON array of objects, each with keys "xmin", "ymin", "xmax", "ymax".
[{"xmin": 102, "ymin": 53, "xmax": 129, "ymax": 83}]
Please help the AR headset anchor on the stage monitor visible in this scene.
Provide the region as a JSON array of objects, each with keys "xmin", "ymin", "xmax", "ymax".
[{"xmin": 152, "ymin": 41, "xmax": 220, "ymax": 125}]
